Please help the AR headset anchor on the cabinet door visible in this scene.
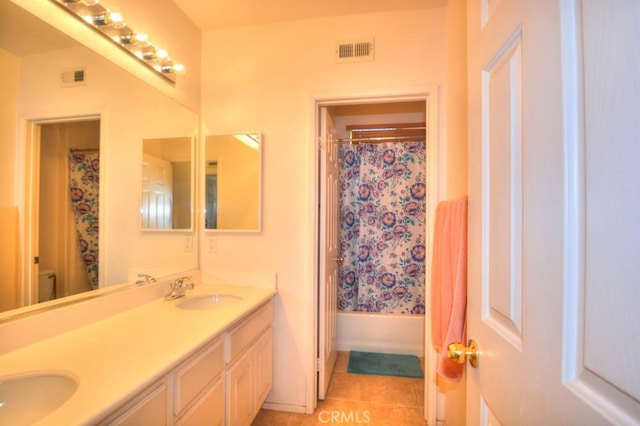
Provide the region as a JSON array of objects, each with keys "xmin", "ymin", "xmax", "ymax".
[
  {"xmin": 174, "ymin": 338, "xmax": 224, "ymax": 415},
  {"xmin": 105, "ymin": 381, "xmax": 168, "ymax": 426},
  {"xmin": 226, "ymin": 347, "xmax": 255, "ymax": 426},
  {"xmin": 254, "ymin": 327, "xmax": 273, "ymax": 407},
  {"xmin": 176, "ymin": 377, "xmax": 224, "ymax": 426}
]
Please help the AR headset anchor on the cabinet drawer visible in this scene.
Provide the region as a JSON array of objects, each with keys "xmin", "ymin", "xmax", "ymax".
[
  {"xmin": 174, "ymin": 338, "xmax": 224, "ymax": 414},
  {"xmin": 225, "ymin": 301, "xmax": 273, "ymax": 363}
]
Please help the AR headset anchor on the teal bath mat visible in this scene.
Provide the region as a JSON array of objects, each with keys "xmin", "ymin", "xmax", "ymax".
[{"xmin": 347, "ymin": 351, "xmax": 424, "ymax": 378}]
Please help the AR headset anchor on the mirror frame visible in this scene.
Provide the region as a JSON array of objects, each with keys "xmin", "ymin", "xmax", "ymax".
[
  {"xmin": 140, "ymin": 134, "xmax": 196, "ymax": 232},
  {"xmin": 202, "ymin": 132, "xmax": 263, "ymax": 233}
]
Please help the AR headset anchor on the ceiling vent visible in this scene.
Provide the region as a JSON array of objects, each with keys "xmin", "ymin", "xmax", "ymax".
[
  {"xmin": 335, "ymin": 38, "xmax": 374, "ymax": 63},
  {"xmin": 60, "ymin": 68, "xmax": 86, "ymax": 87}
]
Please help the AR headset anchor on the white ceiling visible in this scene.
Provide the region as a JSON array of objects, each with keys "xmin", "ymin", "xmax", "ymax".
[{"xmin": 172, "ymin": 0, "xmax": 447, "ymax": 31}]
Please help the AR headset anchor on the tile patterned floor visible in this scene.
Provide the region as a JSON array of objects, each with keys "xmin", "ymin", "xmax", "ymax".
[{"xmin": 252, "ymin": 351, "xmax": 427, "ymax": 426}]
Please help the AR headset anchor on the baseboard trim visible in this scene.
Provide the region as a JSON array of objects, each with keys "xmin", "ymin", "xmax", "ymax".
[{"xmin": 262, "ymin": 401, "xmax": 308, "ymax": 414}]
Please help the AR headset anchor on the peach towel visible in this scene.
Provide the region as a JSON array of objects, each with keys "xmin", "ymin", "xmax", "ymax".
[{"xmin": 430, "ymin": 196, "xmax": 468, "ymax": 381}]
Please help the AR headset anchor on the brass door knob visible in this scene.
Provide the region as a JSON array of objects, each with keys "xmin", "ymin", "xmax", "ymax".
[
  {"xmin": 447, "ymin": 339, "xmax": 479, "ymax": 368},
  {"xmin": 333, "ymin": 256, "xmax": 345, "ymax": 265}
]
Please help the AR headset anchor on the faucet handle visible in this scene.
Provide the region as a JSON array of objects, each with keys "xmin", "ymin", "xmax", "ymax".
[
  {"xmin": 174, "ymin": 275, "xmax": 193, "ymax": 285},
  {"xmin": 136, "ymin": 273, "xmax": 156, "ymax": 284},
  {"xmin": 165, "ymin": 276, "xmax": 195, "ymax": 300}
]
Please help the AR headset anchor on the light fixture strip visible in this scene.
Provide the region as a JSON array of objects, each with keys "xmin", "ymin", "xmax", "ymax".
[{"xmin": 50, "ymin": 0, "xmax": 184, "ymax": 84}]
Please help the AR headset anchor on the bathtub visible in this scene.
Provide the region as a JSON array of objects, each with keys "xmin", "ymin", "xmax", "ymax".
[{"xmin": 336, "ymin": 311, "xmax": 425, "ymax": 356}]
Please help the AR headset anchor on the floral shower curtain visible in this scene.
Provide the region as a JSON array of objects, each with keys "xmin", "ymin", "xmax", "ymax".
[
  {"xmin": 338, "ymin": 140, "xmax": 426, "ymax": 315},
  {"xmin": 69, "ymin": 150, "xmax": 99, "ymax": 290}
]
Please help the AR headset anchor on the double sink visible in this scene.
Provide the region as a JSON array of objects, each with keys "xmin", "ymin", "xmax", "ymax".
[{"xmin": 0, "ymin": 292, "xmax": 242, "ymax": 424}]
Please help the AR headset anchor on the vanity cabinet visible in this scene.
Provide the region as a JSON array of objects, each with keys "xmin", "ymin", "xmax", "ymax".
[
  {"xmin": 225, "ymin": 301, "xmax": 274, "ymax": 426},
  {"xmin": 100, "ymin": 299, "xmax": 273, "ymax": 426},
  {"xmin": 174, "ymin": 338, "xmax": 225, "ymax": 425}
]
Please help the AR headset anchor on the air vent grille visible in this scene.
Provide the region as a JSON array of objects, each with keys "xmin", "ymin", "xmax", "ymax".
[
  {"xmin": 335, "ymin": 38, "xmax": 374, "ymax": 63},
  {"xmin": 60, "ymin": 68, "xmax": 86, "ymax": 87}
]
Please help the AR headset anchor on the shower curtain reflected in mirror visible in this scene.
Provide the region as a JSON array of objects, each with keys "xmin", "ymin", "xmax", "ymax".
[
  {"xmin": 338, "ymin": 140, "xmax": 426, "ymax": 315},
  {"xmin": 69, "ymin": 150, "xmax": 99, "ymax": 290}
]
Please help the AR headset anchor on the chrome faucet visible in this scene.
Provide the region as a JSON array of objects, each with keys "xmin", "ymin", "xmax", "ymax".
[
  {"xmin": 165, "ymin": 276, "xmax": 194, "ymax": 300},
  {"xmin": 135, "ymin": 273, "xmax": 157, "ymax": 285}
]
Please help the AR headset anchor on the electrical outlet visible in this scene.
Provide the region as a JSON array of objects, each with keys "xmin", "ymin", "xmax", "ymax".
[
  {"xmin": 183, "ymin": 236, "xmax": 193, "ymax": 253},
  {"xmin": 207, "ymin": 236, "xmax": 217, "ymax": 253}
]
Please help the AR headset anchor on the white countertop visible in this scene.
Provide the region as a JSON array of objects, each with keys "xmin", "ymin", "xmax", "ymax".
[{"xmin": 0, "ymin": 283, "xmax": 277, "ymax": 425}]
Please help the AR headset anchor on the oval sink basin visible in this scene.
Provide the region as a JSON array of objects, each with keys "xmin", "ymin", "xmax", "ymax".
[
  {"xmin": 0, "ymin": 372, "xmax": 77, "ymax": 424},
  {"xmin": 177, "ymin": 294, "xmax": 242, "ymax": 310}
]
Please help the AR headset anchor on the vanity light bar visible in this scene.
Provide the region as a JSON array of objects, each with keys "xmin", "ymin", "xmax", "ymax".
[{"xmin": 51, "ymin": 0, "xmax": 185, "ymax": 83}]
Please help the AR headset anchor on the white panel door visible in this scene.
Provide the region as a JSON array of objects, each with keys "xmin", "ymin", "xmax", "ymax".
[
  {"xmin": 141, "ymin": 154, "xmax": 173, "ymax": 229},
  {"xmin": 466, "ymin": 0, "xmax": 639, "ymax": 424},
  {"xmin": 318, "ymin": 106, "xmax": 339, "ymax": 401}
]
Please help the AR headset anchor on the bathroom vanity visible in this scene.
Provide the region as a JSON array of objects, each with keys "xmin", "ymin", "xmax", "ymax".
[
  {"xmin": 0, "ymin": 276, "xmax": 276, "ymax": 425},
  {"xmin": 102, "ymin": 300, "xmax": 273, "ymax": 425}
]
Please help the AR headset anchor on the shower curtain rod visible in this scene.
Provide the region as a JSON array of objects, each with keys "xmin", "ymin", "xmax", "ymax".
[
  {"xmin": 337, "ymin": 135, "xmax": 425, "ymax": 145},
  {"xmin": 338, "ymin": 124, "xmax": 426, "ymax": 144},
  {"xmin": 69, "ymin": 148, "xmax": 99, "ymax": 152},
  {"xmin": 349, "ymin": 126, "xmax": 426, "ymax": 132}
]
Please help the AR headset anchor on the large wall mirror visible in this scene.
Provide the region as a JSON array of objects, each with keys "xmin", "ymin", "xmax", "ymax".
[
  {"xmin": 204, "ymin": 133, "xmax": 262, "ymax": 232},
  {"xmin": 0, "ymin": 1, "xmax": 198, "ymax": 319},
  {"xmin": 141, "ymin": 136, "xmax": 194, "ymax": 231}
]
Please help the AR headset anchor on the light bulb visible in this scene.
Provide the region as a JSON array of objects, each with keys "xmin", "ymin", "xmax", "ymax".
[
  {"xmin": 109, "ymin": 11, "xmax": 125, "ymax": 28},
  {"xmin": 134, "ymin": 33, "xmax": 148, "ymax": 43}
]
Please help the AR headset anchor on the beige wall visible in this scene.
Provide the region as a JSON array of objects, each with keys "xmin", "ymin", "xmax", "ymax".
[
  {"xmin": 0, "ymin": 48, "xmax": 19, "ymax": 207},
  {"xmin": 172, "ymin": 162, "xmax": 192, "ymax": 230},
  {"xmin": 438, "ymin": 0, "xmax": 468, "ymax": 424},
  {"xmin": 205, "ymin": 135, "xmax": 260, "ymax": 230},
  {"xmin": 444, "ymin": 0, "xmax": 469, "ymax": 201},
  {"xmin": 200, "ymin": 7, "xmax": 452, "ymax": 411},
  {"xmin": 15, "ymin": 44, "xmax": 198, "ymax": 286},
  {"xmin": 0, "ymin": 49, "xmax": 20, "ymax": 311}
]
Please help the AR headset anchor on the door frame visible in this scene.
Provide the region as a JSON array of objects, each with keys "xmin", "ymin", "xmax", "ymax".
[
  {"xmin": 19, "ymin": 113, "xmax": 103, "ymax": 307},
  {"xmin": 310, "ymin": 87, "xmax": 439, "ymax": 423}
]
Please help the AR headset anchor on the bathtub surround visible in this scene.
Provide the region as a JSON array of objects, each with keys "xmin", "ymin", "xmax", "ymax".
[{"xmin": 337, "ymin": 311, "xmax": 424, "ymax": 356}]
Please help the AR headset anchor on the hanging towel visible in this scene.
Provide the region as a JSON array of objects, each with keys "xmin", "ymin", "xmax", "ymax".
[{"xmin": 430, "ymin": 196, "xmax": 468, "ymax": 381}]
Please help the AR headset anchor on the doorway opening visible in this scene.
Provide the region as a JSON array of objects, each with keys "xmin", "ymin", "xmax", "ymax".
[
  {"xmin": 314, "ymin": 91, "xmax": 438, "ymax": 423},
  {"xmin": 23, "ymin": 116, "xmax": 101, "ymax": 308}
]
